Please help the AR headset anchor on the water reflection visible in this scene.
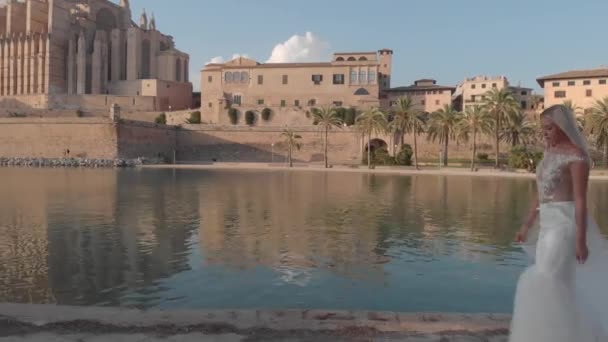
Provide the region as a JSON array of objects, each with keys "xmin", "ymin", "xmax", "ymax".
[{"xmin": 0, "ymin": 168, "xmax": 607, "ymax": 312}]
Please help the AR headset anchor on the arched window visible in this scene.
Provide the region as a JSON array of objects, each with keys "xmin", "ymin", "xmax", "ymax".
[
  {"xmin": 359, "ymin": 70, "xmax": 367, "ymax": 84},
  {"xmin": 308, "ymin": 99, "xmax": 316, "ymax": 106},
  {"xmin": 354, "ymin": 88, "xmax": 370, "ymax": 96},
  {"xmin": 359, "ymin": 56, "xmax": 368, "ymax": 61},
  {"xmin": 350, "ymin": 70, "xmax": 358, "ymax": 84},
  {"xmin": 368, "ymin": 71, "xmax": 376, "ymax": 84},
  {"xmin": 336, "ymin": 57, "xmax": 344, "ymax": 61},
  {"xmin": 175, "ymin": 58, "xmax": 182, "ymax": 82},
  {"xmin": 225, "ymin": 72, "xmax": 233, "ymax": 83},
  {"xmin": 240, "ymin": 71, "xmax": 249, "ymax": 83},
  {"xmin": 347, "ymin": 57, "xmax": 356, "ymax": 61}
]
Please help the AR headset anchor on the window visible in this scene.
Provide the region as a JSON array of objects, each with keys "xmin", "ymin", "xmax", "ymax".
[
  {"xmin": 350, "ymin": 71, "xmax": 358, "ymax": 84},
  {"xmin": 421, "ymin": 100, "xmax": 426, "ymax": 106},
  {"xmin": 257, "ymin": 75, "xmax": 263, "ymax": 85},
  {"xmin": 583, "ymin": 80, "xmax": 591, "ymax": 86},
  {"xmin": 333, "ymin": 74, "xmax": 345, "ymax": 84},
  {"xmin": 258, "ymin": 99, "xmax": 264, "ymax": 105},
  {"xmin": 333, "ymin": 101, "xmax": 343, "ymax": 107},
  {"xmin": 282, "ymin": 75, "xmax": 288, "ymax": 84},
  {"xmin": 439, "ymin": 90, "xmax": 444, "ymax": 94},
  {"xmin": 368, "ymin": 71, "xmax": 376, "ymax": 83},
  {"xmin": 492, "ymin": 83, "xmax": 497, "ymax": 88},
  {"xmin": 280, "ymin": 100, "xmax": 286, "ymax": 107},
  {"xmin": 435, "ymin": 100, "xmax": 440, "ymax": 105},
  {"xmin": 312, "ymin": 74, "xmax": 323, "ymax": 84},
  {"xmin": 521, "ymin": 91, "xmax": 528, "ymax": 95},
  {"xmin": 232, "ymin": 94, "xmax": 242, "ymax": 105},
  {"xmin": 482, "ymin": 84, "xmax": 487, "ymax": 89},
  {"xmin": 471, "ymin": 95, "xmax": 476, "ymax": 102},
  {"xmin": 568, "ymin": 80, "xmax": 575, "ymax": 86},
  {"xmin": 240, "ymin": 71, "xmax": 249, "ymax": 83},
  {"xmin": 586, "ymin": 89, "xmax": 593, "ymax": 97},
  {"xmin": 359, "ymin": 71, "xmax": 367, "ymax": 84},
  {"xmin": 208, "ymin": 102, "xmax": 212, "ymax": 108},
  {"xmin": 471, "ymin": 84, "xmax": 476, "ymax": 89},
  {"xmin": 600, "ymin": 79, "xmax": 607, "ymax": 85},
  {"xmin": 552, "ymin": 82, "xmax": 560, "ymax": 87},
  {"xmin": 359, "ymin": 56, "xmax": 368, "ymax": 61},
  {"xmin": 347, "ymin": 57, "xmax": 356, "ymax": 61},
  {"xmin": 225, "ymin": 72, "xmax": 233, "ymax": 83},
  {"xmin": 294, "ymin": 99, "xmax": 300, "ymax": 107},
  {"xmin": 208, "ymin": 75, "xmax": 213, "ymax": 82},
  {"xmin": 554, "ymin": 91, "xmax": 566, "ymax": 98},
  {"xmin": 308, "ymin": 99, "xmax": 316, "ymax": 106},
  {"xmin": 521, "ymin": 101, "xmax": 527, "ymax": 109},
  {"xmin": 336, "ymin": 57, "xmax": 344, "ymax": 61}
]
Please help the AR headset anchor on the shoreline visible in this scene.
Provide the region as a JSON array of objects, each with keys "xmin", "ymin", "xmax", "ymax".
[
  {"xmin": 143, "ymin": 162, "xmax": 608, "ymax": 181},
  {"xmin": 0, "ymin": 303, "xmax": 510, "ymax": 341}
]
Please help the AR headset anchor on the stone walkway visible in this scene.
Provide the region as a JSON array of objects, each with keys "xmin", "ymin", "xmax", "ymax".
[{"xmin": 0, "ymin": 304, "xmax": 510, "ymax": 341}]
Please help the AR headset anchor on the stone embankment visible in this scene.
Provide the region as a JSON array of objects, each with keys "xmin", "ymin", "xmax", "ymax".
[{"xmin": 0, "ymin": 157, "xmax": 167, "ymax": 168}]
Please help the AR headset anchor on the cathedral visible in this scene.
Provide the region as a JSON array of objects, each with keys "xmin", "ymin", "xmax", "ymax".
[{"xmin": 0, "ymin": 0, "xmax": 192, "ymax": 112}]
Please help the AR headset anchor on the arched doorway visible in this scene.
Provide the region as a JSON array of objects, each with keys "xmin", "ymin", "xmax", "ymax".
[{"xmin": 365, "ymin": 138, "xmax": 388, "ymax": 153}]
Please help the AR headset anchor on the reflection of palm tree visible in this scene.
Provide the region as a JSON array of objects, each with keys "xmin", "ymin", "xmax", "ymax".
[
  {"xmin": 390, "ymin": 96, "xmax": 426, "ymax": 169},
  {"xmin": 312, "ymin": 106, "xmax": 343, "ymax": 168},
  {"xmin": 586, "ymin": 97, "xmax": 608, "ymax": 166},
  {"xmin": 481, "ymin": 88, "xmax": 518, "ymax": 167},
  {"xmin": 356, "ymin": 107, "xmax": 388, "ymax": 169},
  {"xmin": 501, "ymin": 110, "xmax": 535, "ymax": 147},
  {"xmin": 457, "ymin": 105, "xmax": 493, "ymax": 171},
  {"xmin": 281, "ymin": 128, "xmax": 302, "ymax": 167},
  {"xmin": 427, "ymin": 104, "xmax": 461, "ymax": 167}
]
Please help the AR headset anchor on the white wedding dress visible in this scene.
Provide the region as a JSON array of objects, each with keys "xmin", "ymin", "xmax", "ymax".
[{"xmin": 510, "ymin": 150, "xmax": 608, "ymax": 341}]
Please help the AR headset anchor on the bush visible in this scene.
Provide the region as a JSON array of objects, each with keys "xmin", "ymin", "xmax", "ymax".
[
  {"xmin": 76, "ymin": 109, "xmax": 84, "ymax": 117},
  {"xmin": 228, "ymin": 108, "xmax": 239, "ymax": 125},
  {"xmin": 154, "ymin": 112, "xmax": 166, "ymax": 124},
  {"xmin": 245, "ymin": 110, "xmax": 256, "ymax": 125},
  {"xmin": 395, "ymin": 144, "xmax": 413, "ymax": 166},
  {"xmin": 334, "ymin": 107, "xmax": 346, "ymax": 122},
  {"xmin": 508, "ymin": 145, "xmax": 543, "ymax": 171},
  {"xmin": 186, "ymin": 111, "xmax": 201, "ymax": 124},
  {"xmin": 344, "ymin": 108, "xmax": 357, "ymax": 126},
  {"xmin": 261, "ymin": 108, "xmax": 272, "ymax": 121},
  {"xmin": 477, "ymin": 153, "xmax": 489, "ymax": 161}
]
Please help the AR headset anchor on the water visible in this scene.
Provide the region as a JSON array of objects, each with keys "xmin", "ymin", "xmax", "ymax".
[{"xmin": 1, "ymin": 168, "xmax": 608, "ymax": 313}]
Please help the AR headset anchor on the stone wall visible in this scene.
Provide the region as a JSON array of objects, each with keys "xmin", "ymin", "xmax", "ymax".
[{"xmin": 117, "ymin": 120, "xmax": 176, "ymax": 161}]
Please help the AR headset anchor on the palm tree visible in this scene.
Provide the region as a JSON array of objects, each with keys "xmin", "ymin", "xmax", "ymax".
[
  {"xmin": 390, "ymin": 96, "xmax": 426, "ymax": 169},
  {"xmin": 501, "ymin": 110, "xmax": 535, "ymax": 147},
  {"xmin": 281, "ymin": 129, "xmax": 303, "ymax": 167},
  {"xmin": 457, "ymin": 106, "xmax": 493, "ymax": 171},
  {"xmin": 481, "ymin": 88, "xmax": 519, "ymax": 168},
  {"xmin": 356, "ymin": 107, "xmax": 388, "ymax": 169},
  {"xmin": 585, "ymin": 97, "xmax": 608, "ymax": 167},
  {"xmin": 530, "ymin": 95, "xmax": 544, "ymax": 114},
  {"xmin": 312, "ymin": 106, "xmax": 343, "ymax": 168},
  {"xmin": 563, "ymin": 100, "xmax": 583, "ymax": 117},
  {"xmin": 427, "ymin": 104, "xmax": 462, "ymax": 167}
]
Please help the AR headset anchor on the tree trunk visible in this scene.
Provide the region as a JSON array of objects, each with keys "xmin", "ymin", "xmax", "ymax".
[
  {"xmin": 443, "ymin": 133, "xmax": 449, "ymax": 167},
  {"xmin": 368, "ymin": 131, "xmax": 372, "ymax": 169},
  {"xmin": 413, "ymin": 128, "xmax": 419, "ymax": 169},
  {"xmin": 604, "ymin": 142, "xmax": 608, "ymax": 168},
  {"xmin": 495, "ymin": 115, "xmax": 500, "ymax": 168},
  {"xmin": 400, "ymin": 130, "xmax": 404, "ymax": 150},
  {"xmin": 471, "ymin": 129, "xmax": 477, "ymax": 171},
  {"xmin": 324, "ymin": 127, "xmax": 328, "ymax": 168},
  {"xmin": 288, "ymin": 145, "xmax": 293, "ymax": 167}
]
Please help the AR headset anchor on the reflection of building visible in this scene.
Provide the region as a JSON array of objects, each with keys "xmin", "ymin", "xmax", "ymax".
[
  {"xmin": 200, "ymin": 49, "xmax": 393, "ymax": 124},
  {"xmin": 384, "ymin": 79, "xmax": 455, "ymax": 113},
  {"xmin": 537, "ymin": 68, "xmax": 608, "ymax": 112},
  {"xmin": 0, "ymin": 0, "xmax": 191, "ymax": 111},
  {"xmin": 453, "ymin": 75, "xmax": 534, "ymax": 112}
]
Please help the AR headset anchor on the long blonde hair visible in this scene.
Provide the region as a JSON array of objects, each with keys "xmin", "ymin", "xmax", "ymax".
[{"xmin": 540, "ymin": 104, "xmax": 590, "ymax": 160}]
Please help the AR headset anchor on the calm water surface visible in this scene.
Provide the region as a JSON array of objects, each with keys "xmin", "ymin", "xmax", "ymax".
[{"xmin": 2, "ymin": 168, "xmax": 608, "ymax": 313}]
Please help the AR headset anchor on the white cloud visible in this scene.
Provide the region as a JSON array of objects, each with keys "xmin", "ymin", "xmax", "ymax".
[
  {"xmin": 205, "ymin": 53, "xmax": 250, "ymax": 65},
  {"xmin": 266, "ymin": 32, "xmax": 330, "ymax": 63}
]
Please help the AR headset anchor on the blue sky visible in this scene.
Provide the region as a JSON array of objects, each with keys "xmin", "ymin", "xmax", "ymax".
[{"xmin": 131, "ymin": 0, "xmax": 608, "ymax": 92}]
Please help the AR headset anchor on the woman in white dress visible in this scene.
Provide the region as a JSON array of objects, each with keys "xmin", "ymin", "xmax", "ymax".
[{"xmin": 510, "ymin": 104, "xmax": 608, "ymax": 341}]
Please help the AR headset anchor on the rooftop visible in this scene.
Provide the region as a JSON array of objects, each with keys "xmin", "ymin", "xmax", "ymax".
[
  {"xmin": 386, "ymin": 84, "xmax": 455, "ymax": 93},
  {"xmin": 537, "ymin": 68, "xmax": 608, "ymax": 87}
]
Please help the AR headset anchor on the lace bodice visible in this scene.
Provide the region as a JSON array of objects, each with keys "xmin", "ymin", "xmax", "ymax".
[{"xmin": 536, "ymin": 150, "xmax": 588, "ymax": 203}]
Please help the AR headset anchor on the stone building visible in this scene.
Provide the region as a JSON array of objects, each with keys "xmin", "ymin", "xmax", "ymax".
[
  {"xmin": 537, "ymin": 68, "xmax": 608, "ymax": 113},
  {"xmin": 0, "ymin": 0, "xmax": 192, "ymax": 112},
  {"xmin": 383, "ymin": 79, "xmax": 455, "ymax": 113},
  {"xmin": 200, "ymin": 49, "xmax": 393, "ymax": 125},
  {"xmin": 452, "ymin": 75, "xmax": 534, "ymax": 112}
]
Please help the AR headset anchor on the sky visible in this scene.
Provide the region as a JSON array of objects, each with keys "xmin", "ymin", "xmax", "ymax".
[{"xmin": 130, "ymin": 0, "xmax": 608, "ymax": 92}]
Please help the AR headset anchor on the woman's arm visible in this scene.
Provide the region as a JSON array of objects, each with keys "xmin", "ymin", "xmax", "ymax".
[
  {"xmin": 571, "ymin": 160, "xmax": 590, "ymax": 263},
  {"xmin": 517, "ymin": 196, "xmax": 539, "ymax": 242}
]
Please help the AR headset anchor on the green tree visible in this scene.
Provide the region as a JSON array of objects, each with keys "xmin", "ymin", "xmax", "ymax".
[
  {"xmin": 427, "ymin": 104, "xmax": 462, "ymax": 167},
  {"xmin": 344, "ymin": 107, "xmax": 357, "ymax": 126},
  {"xmin": 586, "ymin": 97, "xmax": 608, "ymax": 166},
  {"xmin": 501, "ymin": 110, "xmax": 535, "ymax": 147},
  {"xmin": 312, "ymin": 106, "xmax": 343, "ymax": 168},
  {"xmin": 154, "ymin": 112, "xmax": 166, "ymax": 125},
  {"xmin": 281, "ymin": 128, "xmax": 303, "ymax": 167},
  {"xmin": 356, "ymin": 107, "xmax": 388, "ymax": 169},
  {"xmin": 186, "ymin": 111, "xmax": 201, "ymax": 124},
  {"xmin": 457, "ymin": 105, "xmax": 493, "ymax": 171},
  {"xmin": 481, "ymin": 88, "xmax": 519, "ymax": 168},
  {"xmin": 390, "ymin": 96, "xmax": 426, "ymax": 169}
]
